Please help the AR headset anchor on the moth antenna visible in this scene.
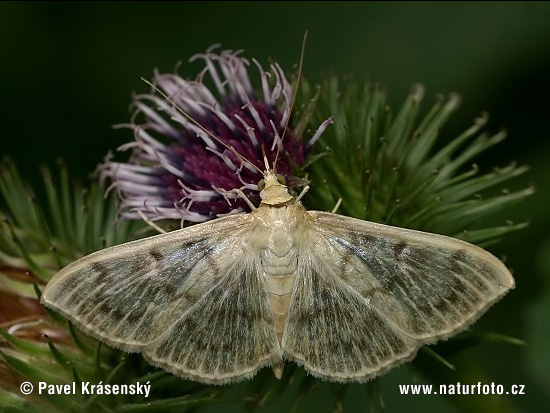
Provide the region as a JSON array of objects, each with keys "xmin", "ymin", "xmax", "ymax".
[
  {"xmin": 261, "ymin": 146, "xmax": 271, "ymax": 172},
  {"xmin": 140, "ymin": 77, "xmax": 263, "ymax": 175},
  {"xmin": 273, "ymin": 31, "xmax": 308, "ymax": 170}
]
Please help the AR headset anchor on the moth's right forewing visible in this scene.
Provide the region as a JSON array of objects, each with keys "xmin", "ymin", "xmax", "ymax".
[
  {"xmin": 310, "ymin": 212, "xmax": 515, "ymax": 342},
  {"xmin": 283, "ymin": 210, "xmax": 514, "ymax": 383}
]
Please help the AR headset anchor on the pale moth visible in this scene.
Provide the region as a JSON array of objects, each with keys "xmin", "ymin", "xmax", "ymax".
[
  {"xmin": 41, "ymin": 43, "xmax": 514, "ymax": 384},
  {"xmin": 41, "ymin": 157, "xmax": 514, "ymax": 385}
]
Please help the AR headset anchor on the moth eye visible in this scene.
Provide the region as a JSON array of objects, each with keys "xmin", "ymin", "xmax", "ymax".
[
  {"xmin": 276, "ymin": 174, "xmax": 286, "ymax": 185},
  {"xmin": 258, "ymin": 179, "xmax": 266, "ymax": 191}
]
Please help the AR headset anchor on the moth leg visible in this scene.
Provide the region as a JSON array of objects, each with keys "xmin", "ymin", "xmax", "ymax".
[
  {"xmin": 137, "ymin": 210, "xmax": 167, "ymax": 234},
  {"xmin": 233, "ymin": 188, "xmax": 256, "ymax": 210},
  {"xmin": 295, "ymin": 185, "xmax": 310, "ymax": 203},
  {"xmin": 330, "ymin": 198, "xmax": 342, "ymax": 214},
  {"xmin": 212, "ymin": 186, "xmax": 257, "ymax": 211}
]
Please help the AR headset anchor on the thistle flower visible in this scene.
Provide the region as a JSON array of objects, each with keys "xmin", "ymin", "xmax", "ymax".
[{"xmin": 100, "ymin": 46, "xmax": 330, "ymax": 223}]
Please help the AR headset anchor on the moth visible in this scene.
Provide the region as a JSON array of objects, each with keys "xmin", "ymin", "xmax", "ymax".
[{"xmin": 41, "ymin": 163, "xmax": 515, "ymax": 385}]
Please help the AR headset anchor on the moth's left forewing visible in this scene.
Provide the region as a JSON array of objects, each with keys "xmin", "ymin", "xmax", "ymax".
[
  {"xmin": 42, "ymin": 213, "xmax": 281, "ymax": 384},
  {"xmin": 309, "ymin": 211, "xmax": 514, "ymax": 342},
  {"xmin": 40, "ymin": 215, "xmax": 249, "ymax": 348}
]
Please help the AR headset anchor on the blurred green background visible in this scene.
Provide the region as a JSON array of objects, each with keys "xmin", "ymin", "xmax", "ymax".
[{"xmin": 1, "ymin": 2, "xmax": 549, "ymax": 412}]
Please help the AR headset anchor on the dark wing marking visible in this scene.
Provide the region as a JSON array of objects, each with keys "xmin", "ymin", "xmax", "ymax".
[
  {"xmin": 282, "ymin": 253, "xmax": 417, "ymax": 382},
  {"xmin": 145, "ymin": 256, "xmax": 280, "ymax": 384}
]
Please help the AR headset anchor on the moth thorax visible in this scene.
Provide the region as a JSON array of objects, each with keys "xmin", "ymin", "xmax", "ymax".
[
  {"xmin": 259, "ymin": 173, "xmax": 293, "ymax": 206},
  {"xmin": 260, "ymin": 185, "xmax": 293, "ymax": 206}
]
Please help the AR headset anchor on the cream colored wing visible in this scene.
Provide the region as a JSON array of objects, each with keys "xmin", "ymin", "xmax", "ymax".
[
  {"xmin": 41, "ymin": 214, "xmax": 280, "ymax": 384},
  {"xmin": 282, "ymin": 211, "xmax": 514, "ymax": 382}
]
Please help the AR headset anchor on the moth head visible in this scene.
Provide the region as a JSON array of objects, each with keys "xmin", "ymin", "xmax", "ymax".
[{"xmin": 258, "ymin": 171, "xmax": 293, "ymax": 206}]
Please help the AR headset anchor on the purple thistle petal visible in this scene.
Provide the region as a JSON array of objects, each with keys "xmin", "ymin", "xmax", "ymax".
[{"xmin": 99, "ymin": 47, "xmax": 327, "ymax": 223}]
